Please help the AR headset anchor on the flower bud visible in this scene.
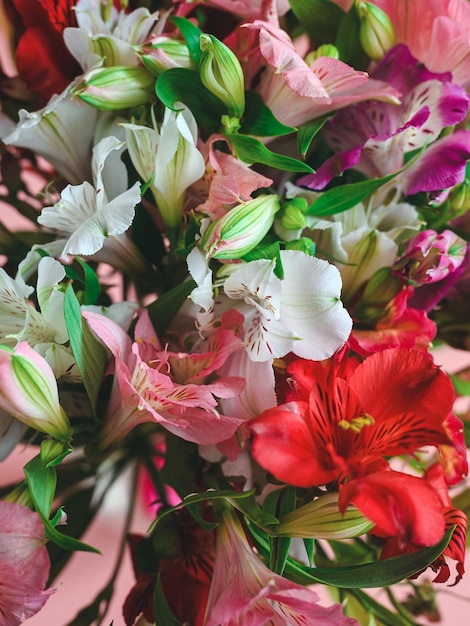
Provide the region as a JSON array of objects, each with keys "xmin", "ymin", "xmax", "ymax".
[
  {"xmin": 357, "ymin": 1, "xmax": 396, "ymax": 61},
  {"xmin": 306, "ymin": 44, "xmax": 340, "ymax": 64},
  {"xmin": 72, "ymin": 66, "xmax": 155, "ymax": 110},
  {"xmin": 279, "ymin": 198, "xmax": 308, "ymax": 231},
  {"xmin": 448, "ymin": 181, "xmax": 470, "ymax": 217},
  {"xmin": 199, "ymin": 34, "xmax": 245, "ymax": 118},
  {"xmin": 139, "ymin": 38, "xmax": 194, "ymax": 76},
  {"xmin": 201, "ymin": 194, "xmax": 280, "ymax": 260},
  {"xmin": 273, "ymin": 493, "xmax": 374, "ymax": 540},
  {"xmin": 353, "ymin": 266, "xmax": 402, "ymax": 323},
  {"xmin": 0, "ymin": 343, "xmax": 71, "ymax": 442},
  {"xmin": 394, "ymin": 229, "xmax": 467, "ymax": 286}
]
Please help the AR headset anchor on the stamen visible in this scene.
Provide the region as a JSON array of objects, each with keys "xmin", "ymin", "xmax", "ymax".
[{"xmin": 338, "ymin": 413, "xmax": 375, "ymax": 433}]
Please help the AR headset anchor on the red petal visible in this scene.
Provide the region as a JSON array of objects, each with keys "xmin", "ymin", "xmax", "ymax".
[
  {"xmin": 250, "ymin": 401, "xmax": 339, "ymax": 487},
  {"xmin": 349, "ymin": 349, "xmax": 453, "ymax": 456},
  {"xmin": 16, "ymin": 27, "xmax": 80, "ymax": 100},
  {"xmin": 339, "ymin": 471, "xmax": 446, "ymax": 547}
]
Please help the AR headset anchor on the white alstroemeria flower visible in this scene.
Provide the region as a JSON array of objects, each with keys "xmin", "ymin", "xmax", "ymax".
[
  {"xmin": 0, "ymin": 257, "xmax": 78, "ymax": 379},
  {"xmin": 223, "ymin": 250, "xmax": 352, "ymax": 362},
  {"xmin": 64, "ymin": 0, "xmax": 160, "ymax": 70},
  {"xmin": 283, "ymin": 183, "xmax": 422, "ymax": 303},
  {"xmin": 38, "ymin": 136, "xmax": 141, "ymax": 258},
  {"xmin": 2, "ymin": 88, "xmax": 98, "ymax": 184},
  {"xmin": 123, "ymin": 105, "xmax": 205, "ymax": 234}
]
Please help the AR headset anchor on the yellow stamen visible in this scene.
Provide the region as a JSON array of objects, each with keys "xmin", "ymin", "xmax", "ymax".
[{"xmin": 338, "ymin": 413, "xmax": 375, "ymax": 433}]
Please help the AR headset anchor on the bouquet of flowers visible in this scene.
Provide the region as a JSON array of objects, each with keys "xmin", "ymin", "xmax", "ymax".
[{"xmin": 1, "ymin": 0, "xmax": 470, "ymax": 624}]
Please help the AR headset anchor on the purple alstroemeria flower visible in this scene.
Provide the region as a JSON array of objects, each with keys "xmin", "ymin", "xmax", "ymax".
[{"xmin": 299, "ymin": 44, "xmax": 470, "ymax": 195}]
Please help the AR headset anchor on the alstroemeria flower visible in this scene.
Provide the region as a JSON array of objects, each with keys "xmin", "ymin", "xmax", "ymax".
[
  {"xmin": 2, "ymin": 87, "xmax": 98, "ymax": 184},
  {"xmin": 250, "ymin": 348, "xmax": 454, "ymax": 487},
  {"xmin": 0, "ymin": 258, "xmax": 78, "ymax": 380},
  {"xmin": 0, "ymin": 342, "xmax": 71, "ymax": 442},
  {"xmin": 223, "ymin": 249, "xmax": 352, "ymax": 362},
  {"xmin": 300, "ymin": 45, "xmax": 470, "ymax": 194},
  {"xmin": 191, "ymin": 134, "xmax": 273, "ymax": 219},
  {"xmin": 38, "ymin": 135, "xmax": 141, "ymax": 258},
  {"xmin": 64, "ymin": 0, "xmax": 160, "ymax": 71},
  {"xmin": 204, "ymin": 510, "xmax": 358, "ymax": 626},
  {"xmin": 123, "ymin": 106, "xmax": 205, "ymax": 236},
  {"xmin": 246, "ymin": 20, "xmax": 400, "ymax": 128},
  {"xmin": 0, "ymin": 501, "xmax": 54, "ymax": 625},
  {"xmin": 84, "ymin": 310, "xmax": 245, "ymax": 448}
]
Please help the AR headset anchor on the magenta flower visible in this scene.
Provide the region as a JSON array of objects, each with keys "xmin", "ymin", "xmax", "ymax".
[
  {"xmin": 0, "ymin": 501, "xmax": 54, "ymax": 625},
  {"xmin": 204, "ymin": 510, "xmax": 358, "ymax": 626},
  {"xmin": 300, "ymin": 45, "xmax": 470, "ymax": 194},
  {"xmin": 394, "ymin": 229, "xmax": 467, "ymax": 286}
]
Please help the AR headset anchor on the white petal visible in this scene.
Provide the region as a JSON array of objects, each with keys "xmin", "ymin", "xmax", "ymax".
[
  {"xmin": 223, "ymin": 258, "xmax": 281, "ymax": 314},
  {"xmin": 91, "ymin": 135, "xmax": 125, "ymax": 206},
  {"xmin": 38, "ymin": 181, "xmax": 97, "ymax": 235},
  {"xmin": 280, "ymin": 250, "xmax": 352, "ymax": 360}
]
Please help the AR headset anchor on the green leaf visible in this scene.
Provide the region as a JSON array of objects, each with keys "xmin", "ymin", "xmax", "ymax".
[
  {"xmin": 227, "ymin": 134, "xmax": 313, "ymax": 173},
  {"xmin": 307, "ymin": 171, "xmax": 399, "ymax": 216},
  {"xmin": 24, "ymin": 454, "xmax": 56, "ymax": 519},
  {"xmin": 297, "ymin": 116, "xmax": 329, "ymax": 156},
  {"xmin": 155, "ymin": 68, "xmax": 226, "ymax": 136},
  {"xmin": 303, "ymin": 538, "xmax": 315, "ymax": 566},
  {"xmin": 170, "ymin": 16, "xmax": 204, "ymax": 66},
  {"xmin": 25, "ymin": 454, "xmax": 100, "ymax": 554},
  {"xmin": 290, "ymin": 0, "xmax": 345, "ymax": 46},
  {"xmin": 76, "ymin": 258, "xmax": 101, "ymax": 305},
  {"xmin": 249, "ymin": 523, "xmax": 455, "ymax": 588},
  {"xmin": 154, "ymin": 575, "xmax": 183, "ymax": 626},
  {"xmin": 270, "ymin": 487, "xmax": 296, "ymax": 575},
  {"xmin": 241, "ymin": 91, "xmax": 296, "ymax": 137},
  {"xmin": 64, "ymin": 286, "xmax": 107, "ymax": 413},
  {"xmin": 147, "ymin": 279, "xmax": 196, "ymax": 336},
  {"xmin": 148, "ymin": 489, "xmax": 278, "ymax": 535}
]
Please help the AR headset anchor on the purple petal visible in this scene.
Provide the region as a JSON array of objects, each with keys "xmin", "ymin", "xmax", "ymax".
[
  {"xmin": 297, "ymin": 146, "xmax": 362, "ymax": 190},
  {"xmin": 404, "ymin": 129, "xmax": 470, "ymax": 195}
]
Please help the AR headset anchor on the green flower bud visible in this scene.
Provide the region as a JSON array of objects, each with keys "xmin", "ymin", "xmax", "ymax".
[
  {"xmin": 448, "ymin": 180, "xmax": 470, "ymax": 217},
  {"xmin": 279, "ymin": 198, "xmax": 308, "ymax": 231},
  {"xmin": 139, "ymin": 38, "xmax": 194, "ymax": 76},
  {"xmin": 199, "ymin": 34, "xmax": 245, "ymax": 118},
  {"xmin": 357, "ymin": 1, "xmax": 396, "ymax": 61},
  {"xmin": 201, "ymin": 195, "xmax": 279, "ymax": 260},
  {"xmin": 306, "ymin": 44, "xmax": 340, "ymax": 64},
  {"xmin": 72, "ymin": 66, "xmax": 155, "ymax": 110},
  {"xmin": 273, "ymin": 493, "xmax": 374, "ymax": 540}
]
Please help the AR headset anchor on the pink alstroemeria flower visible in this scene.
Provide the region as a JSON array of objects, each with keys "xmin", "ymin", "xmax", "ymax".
[
  {"xmin": 204, "ymin": 510, "xmax": 358, "ymax": 626},
  {"xmin": 84, "ymin": 310, "xmax": 245, "ymax": 448},
  {"xmin": 0, "ymin": 501, "xmax": 54, "ymax": 625},
  {"xmin": 244, "ymin": 20, "xmax": 399, "ymax": 128}
]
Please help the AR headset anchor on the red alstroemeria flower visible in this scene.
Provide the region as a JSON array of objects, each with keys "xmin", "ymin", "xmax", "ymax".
[
  {"xmin": 378, "ymin": 464, "xmax": 467, "ymax": 585},
  {"xmin": 10, "ymin": 0, "xmax": 80, "ymax": 101},
  {"xmin": 250, "ymin": 348, "xmax": 454, "ymax": 487}
]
